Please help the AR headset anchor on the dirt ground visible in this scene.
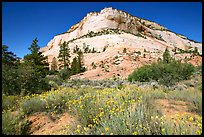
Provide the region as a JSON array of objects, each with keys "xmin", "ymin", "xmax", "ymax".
[
  {"xmin": 25, "ymin": 98, "xmax": 199, "ymax": 135},
  {"xmin": 154, "ymin": 99, "xmax": 196, "ymax": 118},
  {"xmin": 27, "ymin": 112, "xmax": 76, "ymax": 135}
]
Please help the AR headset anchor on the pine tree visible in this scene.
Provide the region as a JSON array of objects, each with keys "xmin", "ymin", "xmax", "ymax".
[
  {"xmin": 2, "ymin": 45, "xmax": 20, "ymax": 67},
  {"xmin": 73, "ymin": 45, "xmax": 80, "ymax": 53},
  {"xmin": 92, "ymin": 47, "xmax": 96, "ymax": 53},
  {"xmin": 123, "ymin": 48, "xmax": 127, "ymax": 53},
  {"xmin": 163, "ymin": 48, "xmax": 171, "ymax": 63},
  {"xmin": 22, "ymin": 38, "xmax": 50, "ymax": 94},
  {"xmin": 70, "ymin": 50, "xmax": 86, "ymax": 75},
  {"xmin": 58, "ymin": 41, "xmax": 71, "ymax": 70},
  {"xmin": 71, "ymin": 57, "xmax": 78, "ymax": 75},
  {"xmin": 51, "ymin": 57, "xmax": 58, "ymax": 71},
  {"xmin": 193, "ymin": 47, "xmax": 199, "ymax": 56},
  {"xmin": 23, "ymin": 38, "xmax": 49, "ymax": 72},
  {"xmin": 76, "ymin": 50, "xmax": 86, "ymax": 73},
  {"xmin": 2, "ymin": 45, "xmax": 21, "ymax": 95}
]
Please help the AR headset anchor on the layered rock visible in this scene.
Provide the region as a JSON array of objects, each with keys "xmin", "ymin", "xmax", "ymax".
[{"xmin": 40, "ymin": 7, "xmax": 202, "ymax": 76}]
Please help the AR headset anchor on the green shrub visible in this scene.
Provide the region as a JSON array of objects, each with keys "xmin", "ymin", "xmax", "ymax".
[
  {"xmin": 123, "ymin": 48, "xmax": 127, "ymax": 53},
  {"xmin": 2, "ymin": 110, "xmax": 31, "ymax": 135},
  {"xmin": 128, "ymin": 65, "xmax": 151, "ymax": 82},
  {"xmin": 2, "ymin": 65, "xmax": 21, "ymax": 95},
  {"xmin": 45, "ymin": 92, "xmax": 67, "ymax": 113},
  {"xmin": 144, "ymin": 48, "xmax": 147, "ymax": 52},
  {"xmin": 19, "ymin": 119, "xmax": 32, "ymax": 135},
  {"xmin": 128, "ymin": 60, "xmax": 195, "ymax": 87},
  {"xmin": 91, "ymin": 62, "xmax": 97, "ymax": 69},
  {"xmin": 2, "ymin": 110, "xmax": 19, "ymax": 135},
  {"xmin": 2, "ymin": 95, "xmax": 21, "ymax": 111},
  {"xmin": 48, "ymin": 70, "xmax": 59, "ymax": 75},
  {"xmin": 20, "ymin": 96, "xmax": 47, "ymax": 115},
  {"xmin": 135, "ymin": 50, "xmax": 141, "ymax": 55},
  {"xmin": 103, "ymin": 46, "xmax": 107, "ymax": 52},
  {"xmin": 129, "ymin": 48, "xmax": 195, "ymax": 87},
  {"xmin": 45, "ymin": 74, "xmax": 62, "ymax": 89},
  {"xmin": 59, "ymin": 68, "xmax": 71, "ymax": 80}
]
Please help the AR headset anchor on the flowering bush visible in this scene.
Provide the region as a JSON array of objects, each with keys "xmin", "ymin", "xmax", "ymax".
[{"xmin": 2, "ymin": 83, "xmax": 202, "ymax": 135}]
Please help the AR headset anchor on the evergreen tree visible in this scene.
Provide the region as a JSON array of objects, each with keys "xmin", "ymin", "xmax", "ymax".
[
  {"xmin": 92, "ymin": 47, "xmax": 96, "ymax": 53},
  {"xmin": 2, "ymin": 64, "xmax": 21, "ymax": 95},
  {"xmin": 17, "ymin": 64, "xmax": 35, "ymax": 95},
  {"xmin": 73, "ymin": 45, "xmax": 80, "ymax": 53},
  {"xmin": 2, "ymin": 45, "xmax": 20, "ymax": 67},
  {"xmin": 70, "ymin": 50, "xmax": 86, "ymax": 75},
  {"xmin": 22, "ymin": 38, "xmax": 50, "ymax": 94},
  {"xmin": 51, "ymin": 57, "xmax": 58, "ymax": 71},
  {"xmin": 123, "ymin": 48, "xmax": 127, "ymax": 53},
  {"xmin": 193, "ymin": 47, "xmax": 199, "ymax": 56},
  {"xmin": 103, "ymin": 46, "xmax": 107, "ymax": 52},
  {"xmin": 76, "ymin": 50, "xmax": 86, "ymax": 73},
  {"xmin": 84, "ymin": 45, "xmax": 89, "ymax": 53},
  {"xmin": 58, "ymin": 41, "xmax": 71, "ymax": 70},
  {"xmin": 71, "ymin": 57, "xmax": 78, "ymax": 75},
  {"xmin": 2, "ymin": 45, "xmax": 21, "ymax": 95},
  {"xmin": 23, "ymin": 38, "xmax": 49, "ymax": 73},
  {"xmin": 163, "ymin": 48, "xmax": 171, "ymax": 63}
]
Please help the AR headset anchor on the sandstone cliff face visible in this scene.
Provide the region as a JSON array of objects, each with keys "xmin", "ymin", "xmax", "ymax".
[
  {"xmin": 40, "ymin": 7, "xmax": 202, "ymax": 78},
  {"xmin": 41, "ymin": 7, "xmax": 143, "ymax": 53}
]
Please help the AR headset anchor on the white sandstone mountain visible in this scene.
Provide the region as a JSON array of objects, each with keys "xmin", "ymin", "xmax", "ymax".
[{"xmin": 40, "ymin": 7, "xmax": 202, "ymax": 80}]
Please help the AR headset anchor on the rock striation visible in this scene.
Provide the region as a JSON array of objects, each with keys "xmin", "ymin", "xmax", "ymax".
[{"xmin": 40, "ymin": 7, "xmax": 202, "ymax": 78}]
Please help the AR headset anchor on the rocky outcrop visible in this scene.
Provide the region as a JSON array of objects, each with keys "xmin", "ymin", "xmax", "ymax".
[{"xmin": 40, "ymin": 7, "xmax": 202, "ymax": 72}]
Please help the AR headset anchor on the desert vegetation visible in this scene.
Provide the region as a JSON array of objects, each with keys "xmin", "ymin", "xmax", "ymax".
[
  {"xmin": 2, "ymin": 41, "xmax": 202, "ymax": 135},
  {"xmin": 2, "ymin": 78, "xmax": 202, "ymax": 135},
  {"xmin": 174, "ymin": 47, "xmax": 200, "ymax": 56},
  {"xmin": 2, "ymin": 38, "xmax": 86, "ymax": 95},
  {"xmin": 2, "ymin": 6, "xmax": 202, "ymax": 135},
  {"xmin": 68, "ymin": 29, "xmax": 123, "ymax": 44},
  {"xmin": 128, "ymin": 48, "xmax": 196, "ymax": 87},
  {"xmin": 67, "ymin": 28, "xmax": 147, "ymax": 45}
]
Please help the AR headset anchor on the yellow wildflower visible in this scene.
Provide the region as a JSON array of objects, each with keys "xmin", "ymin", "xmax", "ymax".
[
  {"xmin": 105, "ymin": 127, "xmax": 109, "ymax": 132},
  {"xmin": 77, "ymin": 125, "xmax": 81, "ymax": 128},
  {"xmin": 196, "ymin": 130, "xmax": 201, "ymax": 135},
  {"xmin": 132, "ymin": 131, "xmax": 138, "ymax": 135},
  {"xmin": 99, "ymin": 107, "xmax": 103, "ymax": 110},
  {"xmin": 162, "ymin": 128, "xmax": 165, "ymax": 133},
  {"xmin": 75, "ymin": 129, "xmax": 80, "ymax": 133},
  {"xmin": 99, "ymin": 112, "xmax": 104, "ymax": 117},
  {"xmin": 88, "ymin": 124, "xmax": 93, "ymax": 128},
  {"xmin": 84, "ymin": 127, "xmax": 89, "ymax": 131},
  {"xmin": 188, "ymin": 116, "xmax": 193, "ymax": 122}
]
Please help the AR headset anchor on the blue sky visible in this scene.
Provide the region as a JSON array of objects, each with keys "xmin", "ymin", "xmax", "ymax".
[{"xmin": 2, "ymin": 2, "xmax": 202, "ymax": 58}]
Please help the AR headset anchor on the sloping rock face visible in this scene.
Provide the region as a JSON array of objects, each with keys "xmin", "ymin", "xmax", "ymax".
[{"xmin": 40, "ymin": 7, "xmax": 202, "ymax": 79}]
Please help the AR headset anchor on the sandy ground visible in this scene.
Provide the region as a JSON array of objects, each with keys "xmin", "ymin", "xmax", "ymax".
[
  {"xmin": 25, "ymin": 98, "xmax": 198, "ymax": 135},
  {"xmin": 27, "ymin": 112, "xmax": 76, "ymax": 135}
]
